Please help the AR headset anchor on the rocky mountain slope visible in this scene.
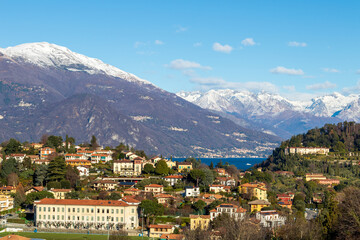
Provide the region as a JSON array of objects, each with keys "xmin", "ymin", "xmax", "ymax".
[
  {"xmin": 0, "ymin": 42, "xmax": 280, "ymax": 157},
  {"xmin": 177, "ymin": 90, "xmax": 359, "ymax": 139}
]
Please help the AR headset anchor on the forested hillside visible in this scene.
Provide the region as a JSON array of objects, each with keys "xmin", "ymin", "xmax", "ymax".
[
  {"xmin": 259, "ymin": 122, "xmax": 360, "ymax": 182},
  {"xmin": 283, "ymin": 121, "xmax": 360, "ymax": 152}
]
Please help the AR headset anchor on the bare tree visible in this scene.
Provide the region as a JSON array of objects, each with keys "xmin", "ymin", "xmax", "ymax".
[
  {"xmin": 7, "ymin": 172, "xmax": 19, "ymax": 186},
  {"xmin": 276, "ymin": 216, "xmax": 322, "ymax": 240}
]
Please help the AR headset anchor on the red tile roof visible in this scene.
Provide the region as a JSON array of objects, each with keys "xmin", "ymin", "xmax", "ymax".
[
  {"xmin": 145, "ymin": 184, "xmax": 163, "ymax": 188},
  {"xmin": 49, "ymin": 189, "xmax": 72, "ymax": 192},
  {"xmin": 149, "ymin": 224, "xmax": 174, "ymax": 229},
  {"xmin": 35, "ymin": 198, "xmax": 129, "ymax": 206}
]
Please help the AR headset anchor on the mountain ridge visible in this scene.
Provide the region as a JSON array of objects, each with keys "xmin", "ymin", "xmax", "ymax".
[{"xmin": 0, "ymin": 42, "xmax": 280, "ymax": 157}]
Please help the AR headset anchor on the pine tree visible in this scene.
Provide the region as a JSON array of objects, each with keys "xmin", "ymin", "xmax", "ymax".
[{"xmin": 47, "ymin": 156, "xmax": 67, "ymax": 182}]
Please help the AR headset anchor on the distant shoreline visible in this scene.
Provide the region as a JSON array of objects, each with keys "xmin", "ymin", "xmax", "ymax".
[{"xmin": 172, "ymin": 157, "xmax": 266, "ymax": 170}]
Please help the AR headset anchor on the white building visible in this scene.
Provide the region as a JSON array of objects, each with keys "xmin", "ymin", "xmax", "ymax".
[
  {"xmin": 34, "ymin": 198, "xmax": 139, "ymax": 230},
  {"xmin": 210, "ymin": 204, "xmax": 247, "ymax": 221},
  {"xmin": 256, "ymin": 210, "xmax": 286, "ymax": 228},
  {"xmin": 184, "ymin": 186, "xmax": 200, "ymax": 197},
  {"xmin": 113, "ymin": 160, "xmax": 142, "ymax": 176},
  {"xmin": 285, "ymin": 147, "xmax": 329, "ymax": 155},
  {"xmin": 162, "ymin": 175, "xmax": 183, "ymax": 186}
]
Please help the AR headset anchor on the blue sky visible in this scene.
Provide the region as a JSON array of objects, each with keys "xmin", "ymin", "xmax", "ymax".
[{"xmin": 1, "ymin": 0, "xmax": 359, "ymax": 100}]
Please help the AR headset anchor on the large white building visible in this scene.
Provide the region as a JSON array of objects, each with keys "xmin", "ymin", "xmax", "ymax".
[
  {"xmin": 113, "ymin": 160, "xmax": 142, "ymax": 176},
  {"xmin": 256, "ymin": 210, "xmax": 286, "ymax": 228},
  {"xmin": 209, "ymin": 204, "xmax": 247, "ymax": 221},
  {"xmin": 34, "ymin": 198, "xmax": 139, "ymax": 230},
  {"xmin": 285, "ymin": 147, "xmax": 329, "ymax": 155}
]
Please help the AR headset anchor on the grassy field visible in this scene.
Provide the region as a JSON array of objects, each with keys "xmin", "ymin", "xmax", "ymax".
[{"xmin": 0, "ymin": 232, "xmax": 150, "ymax": 240}]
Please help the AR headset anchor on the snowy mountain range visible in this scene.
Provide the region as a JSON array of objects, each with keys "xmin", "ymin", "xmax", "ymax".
[
  {"xmin": 0, "ymin": 42, "xmax": 280, "ymax": 157},
  {"xmin": 177, "ymin": 90, "xmax": 360, "ymax": 138}
]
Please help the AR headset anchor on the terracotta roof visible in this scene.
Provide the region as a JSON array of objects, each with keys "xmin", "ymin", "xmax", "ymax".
[
  {"xmin": 0, "ymin": 235, "xmax": 31, "ymax": 240},
  {"xmin": 149, "ymin": 224, "xmax": 174, "ymax": 229},
  {"xmin": 121, "ymin": 196, "xmax": 141, "ymax": 203},
  {"xmin": 49, "ymin": 189, "xmax": 72, "ymax": 192},
  {"xmin": 124, "ymin": 188, "xmax": 141, "ymax": 192},
  {"xmin": 145, "ymin": 184, "xmax": 163, "ymax": 188},
  {"xmin": 159, "ymin": 234, "xmax": 184, "ymax": 240},
  {"xmin": 164, "ymin": 175, "xmax": 183, "ymax": 179},
  {"xmin": 177, "ymin": 162, "xmax": 192, "ymax": 165},
  {"xmin": 32, "ymin": 186, "xmax": 44, "ymax": 192},
  {"xmin": 35, "ymin": 198, "xmax": 129, "ymax": 206},
  {"xmin": 248, "ymin": 200, "xmax": 271, "ymax": 205},
  {"xmin": 189, "ymin": 215, "xmax": 211, "ymax": 219},
  {"xmin": 65, "ymin": 154, "xmax": 83, "ymax": 157},
  {"xmin": 154, "ymin": 193, "xmax": 175, "ymax": 199}
]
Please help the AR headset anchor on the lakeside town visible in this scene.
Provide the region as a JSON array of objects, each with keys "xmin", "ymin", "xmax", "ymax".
[{"xmin": 0, "ymin": 130, "xmax": 357, "ymax": 240}]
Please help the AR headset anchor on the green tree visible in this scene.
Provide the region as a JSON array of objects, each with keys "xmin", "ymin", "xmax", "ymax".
[
  {"xmin": 65, "ymin": 165, "xmax": 79, "ymax": 188},
  {"xmin": 47, "ymin": 156, "xmax": 67, "ymax": 182},
  {"xmin": 189, "ymin": 169, "xmax": 205, "ymax": 187},
  {"xmin": 25, "ymin": 191, "xmax": 54, "ymax": 205},
  {"xmin": 139, "ymin": 200, "xmax": 164, "ymax": 225},
  {"xmin": 155, "ymin": 160, "xmax": 169, "ymax": 176},
  {"xmin": 143, "ymin": 164, "xmax": 155, "ymax": 174},
  {"xmin": 90, "ymin": 135, "xmax": 99, "ymax": 150},
  {"xmin": 34, "ymin": 165, "xmax": 48, "ymax": 186},
  {"xmin": 192, "ymin": 200, "xmax": 206, "ymax": 213},
  {"xmin": 45, "ymin": 135, "xmax": 63, "ymax": 150},
  {"xmin": 1, "ymin": 158, "xmax": 18, "ymax": 179},
  {"xmin": 108, "ymin": 192, "xmax": 122, "ymax": 200},
  {"xmin": 3, "ymin": 138, "xmax": 22, "ymax": 154}
]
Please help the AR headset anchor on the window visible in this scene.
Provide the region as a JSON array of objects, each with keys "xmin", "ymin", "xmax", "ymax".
[
  {"xmin": 53, "ymin": 207, "xmax": 55, "ymax": 212},
  {"xmin": 82, "ymin": 216, "xmax": 84, "ymax": 220},
  {"xmin": 39, "ymin": 215, "xmax": 41, "ymax": 219},
  {"xmin": 116, "ymin": 209, "xmax": 119, "ymax": 214},
  {"xmin": 62, "ymin": 208, "xmax": 64, "ymax": 212},
  {"xmin": 57, "ymin": 207, "xmax": 59, "ymax": 212},
  {"xmin": 73, "ymin": 216, "xmax": 75, "ymax": 220},
  {"xmin": 97, "ymin": 217, "xmax": 100, "ymax": 221},
  {"xmin": 39, "ymin": 207, "xmax": 41, "ymax": 212},
  {"xmin": 68, "ymin": 216, "xmax": 70, "ymax": 220},
  {"xmin": 102, "ymin": 217, "xmax": 104, "ymax": 221},
  {"xmin": 116, "ymin": 217, "xmax": 118, "ymax": 221},
  {"xmin": 91, "ymin": 216, "xmax": 93, "ymax": 221},
  {"xmin": 48, "ymin": 215, "xmax": 50, "ymax": 220},
  {"xmin": 73, "ymin": 208, "xmax": 75, "ymax": 212},
  {"xmin": 82, "ymin": 208, "xmax": 84, "ymax": 213},
  {"xmin": 77, "ymin": 208, "xmax": 80, "ymax": 213},
  {"xmin": 111, "ymin": 209, "xmax": 114, "ymax": 214},
  {"xmin": 91, "ymin": 208, "xmax": 94, "ymax": 213},
  {"xmin": 68, "ymin": 208, "xmax": 70, "ymax": 212},
  {"xmin": 121, "ymin": 209, "xmax": 123, "ymax": 214},
  {"xmin": 43, "ymin": 215, "xmax": 46, "ymax": 220},
  {"xmin": 62, "ymin": 215, "xmax": 64, "ymax": 220},
  {"xmin": 102, "ymin": 209, "xmax": 104, "ymax": 214},
  {"xmin": 131, "ymin": 208, "xmax": 134, "ymax": 213},
  {"xmin": 48, "ymin": 207, "xmax": 50, "ymax": 212},
  {"xmin": 107, "ymin": 209, "xmax": 109, "ymax": 214},
  {"xmin": 57, "ymin": 215, "xmax": 59, "ymax": 220},
  {"xmin": 121, "ymin": 217, "xmax": 123, "ymax": 222}
]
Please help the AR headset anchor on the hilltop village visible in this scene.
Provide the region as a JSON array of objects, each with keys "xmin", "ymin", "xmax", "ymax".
[{"xmin": 0, "ymin": 123, "xmax": 359, "ymax": 240}]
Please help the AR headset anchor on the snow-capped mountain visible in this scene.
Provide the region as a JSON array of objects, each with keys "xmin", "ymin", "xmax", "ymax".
[
  {"xmin": 0, "ymin": 42, "xmax": 152, "ymax": 85},
  {"xmin": 0, "ymin": 42, "xmax": 280, "ymax": 157},
  {"xmin": 306, "ymin": 92, "xmax": 359, "ymax": 117},
  {"xmin": 177, "ymin": 90, "xmax": 360, "ymax": 139}
]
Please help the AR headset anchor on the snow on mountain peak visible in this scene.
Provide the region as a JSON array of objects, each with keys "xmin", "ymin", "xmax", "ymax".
[{"xmin": 0, "ymin": 42, "xmax": 152, "ymax": 85}]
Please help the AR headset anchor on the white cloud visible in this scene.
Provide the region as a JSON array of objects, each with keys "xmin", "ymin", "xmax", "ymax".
[
  {"xmin": 176, "ymin": 26, "xmax": 188, "ymax": 33},
  {"xmin": 241, "ymin": 38, "xmax": 256, "ymax": 46},
  {"xmin": 323, "ymin": 68, "xmax": 340, "ymax": 73},
  {"xmin": 212, "ymin": 42, "xmax": 233, "ymax": 53},
  {"xmin": 154, "ymin": 40, "xmax": 164, "ymax": 45},
  {"xmin": 134, "ymin": 41, "xmax": 146, "ymax": 48},
  {"xmin": 288, "ymin": 41, "xmax": 307, "ymax": 47},
  {"xmin": 356, "ymin": 70, "xmax": 360, "ymax": 74},
  {"xmin": 193, "ymin": 42, "xmax": 202, "ymax": 47},
  {"xmin": 283, "ymin": 85, "xmax": 296, "ymax": 91},
  {"xmin": 270, "ymin": 66, "xmax": 304, "ymax": 75},
  {"xmin": 190, "ymin": 77, "xmax": 277, "ymax": 92},
  {"xmin": 306, "ymin": 81, "xmax": 337, "ymax": 90},
  {"xmin": 167, "ymin": 59, "xmax": 212, "ymax": 70}
]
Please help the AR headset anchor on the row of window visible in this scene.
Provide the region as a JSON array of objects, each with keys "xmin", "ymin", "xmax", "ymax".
[
  {"xmin": 38, "ymin": 207, "xmax": 134, "ymax": 214},
  {"xmin": 38, "ymin": 215, "xmax": 128, "ymax": 222}
]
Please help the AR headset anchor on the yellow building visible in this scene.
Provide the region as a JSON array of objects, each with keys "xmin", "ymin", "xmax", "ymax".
[
  {"xmin": 189, "ymin": 215, "xmax": 211, "ymax": 230},
  {"xmin": 176, "ymin": 162, "xmax": 193, "ymax": 172},
  {"xmin": 0, "ymin": 195, "xmax": 14, "ymax": 211},
  {"xmin": 239, "ymin": 182, "xmax": 268, "ymax": 200},
  {"xmin": 48, "ymin": 189, "xmax": 72, "ymax": 199},
  {"xmin": 65, "ymin": 159, "xmax": 91, "ymax": 167},
  {"xmin": 248, "ymin": 199, "xmax": 271, "ymax": 212},
  {"xmin": 148, "ymin": 224, "xmax": 174, "ymax": 238}
]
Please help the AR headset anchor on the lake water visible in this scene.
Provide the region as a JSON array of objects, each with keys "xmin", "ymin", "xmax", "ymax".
[{"xmin": 172, "ymin": 157, "xmax": 266, "ymax": 170}]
